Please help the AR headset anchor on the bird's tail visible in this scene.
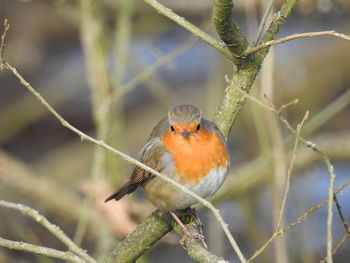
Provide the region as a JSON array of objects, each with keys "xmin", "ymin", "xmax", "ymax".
[{"xmin": 104, "ymin": 181, "xmax": 139, "ymax": 202}]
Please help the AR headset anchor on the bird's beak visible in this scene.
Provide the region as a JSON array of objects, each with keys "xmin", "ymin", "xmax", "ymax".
[{"xmin": 181, "ymin": 130, "xmax": 190, "ymax": 139}]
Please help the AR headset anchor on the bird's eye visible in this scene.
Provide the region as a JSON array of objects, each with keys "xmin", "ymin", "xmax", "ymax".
[
  {"xmin": 170, "ymin": 125, "xmax": 175, "ymax": 132},
  {"xmin": 196, "ymin": 124, "xmax": 201, "ymax": 131}
]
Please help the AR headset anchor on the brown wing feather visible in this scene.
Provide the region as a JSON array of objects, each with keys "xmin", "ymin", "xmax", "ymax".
[{"xmin": 104, "ymin": 133, "xmax": 168, "ymax": 203}]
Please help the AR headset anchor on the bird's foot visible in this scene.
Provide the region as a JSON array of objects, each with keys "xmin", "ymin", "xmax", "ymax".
[{"xmin": 169, "ymin": 210, "xmax": 208, "ymax": 249}]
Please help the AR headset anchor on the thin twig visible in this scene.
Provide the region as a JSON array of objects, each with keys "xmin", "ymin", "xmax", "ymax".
[
  {"xmin": 325, "ymin": 157, "xmax": 335, "ymax": 263},
  {"xmin": 247, "ymin": 31, "xmax": 350, "ymax": 55},
  {"xmin": 320, "ymin": 228, "xmax": 350, "ymax": 262},
  {"xmin": 0, "ymin": 19, "xmax": 10, "ymax": 70},
  {"xmin": 0, "ymin": 237, "xmax": 85, "ymax": 263},
  {"xmin": 253, "ymin": 0, "xmax": 275, "ymax": 46},
  {"xmin": 333, "ymin": 194, "xmax": 350, "ymax": 234},
  {"xmin": 275, "ymin": 110, "xmax": 309, "ymax": 230},
  {"xmin": 142, "ymin": 0, "xmax": 233, "ymax": 60},
  {"xmin": 248, "ymin": 179, "xmax": 350, "ymax": 262},
  {"xmin": 277, "ymin": 98, "xmax": 299, "ymax": 114},
  {"xmin": 112, "ymin": 36, "xmax": 198, "ymax": 100},
  {"xmin": 0, "ymin": 200, "xmax": 96, "ymax": 263}
]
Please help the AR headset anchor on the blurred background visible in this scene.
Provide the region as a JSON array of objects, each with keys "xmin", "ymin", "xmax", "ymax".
[{"xmin": 0, "ymin": 0, "xmax": 349, "ymax": 262}]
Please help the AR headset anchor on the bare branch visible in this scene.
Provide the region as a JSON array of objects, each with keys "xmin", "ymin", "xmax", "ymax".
[
  {"xmin": 321, "ymin": 230, "xmax": 350, "ymax": 262},
  {"xmin": 0, "ymin": 19, "xmax": 10, "ymax": 70},
  {"xmin": 102, "ymin": 210, "xmax": 172, "ymax": 263},
  {"xmin": 0, "ymin": 237, "xmax": 86, "ymax": 263},
  {"xmin": 0, "ymin": 200, "xmax": 96, "ymax": 263},
  {"xmin": 333, "ymin": 194, "xmax": 350, "ymax": 234},
  {"xmin": 256, "ymin": 0, "xmax": 298, "ymax": 62},
  {"xmin": 142, "ymin": 0, "xmax": 232, "ymax": 59},
  {"xmin": 253, "ymin": 0, "xmax": 275, "ymax": 46},
  {"xmin": 174, "ymin": 224, "xmax": 229, "ymax": 263},
  {"xmin": 213, "ymin": 0, "xmax": 248, "ymax": 57},
  {"xmin": 247, "ymin": 31, "xmax": 350, "ymax": 55},
  {"xmin": 275, "ymin": 110, "xmax": 309, "ymax": 230}
]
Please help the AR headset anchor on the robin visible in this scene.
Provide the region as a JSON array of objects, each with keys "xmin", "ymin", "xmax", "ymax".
[{"xmin": 105, "ymin": 104, "xmax": 230, "ymax": 242}]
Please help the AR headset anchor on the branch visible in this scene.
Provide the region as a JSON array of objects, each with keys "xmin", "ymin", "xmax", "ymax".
[
  {"xmin": 213, "ymin": 0, "xmax": 248, "ymax": 57},
  {"xmin": 321, "ymin": 231, "xmax": 350, "ymax": 263},
  {"xmin": 246, "ymin": 31, "xmax": 350, "ymax": 55},
  {"xmin": 174, "ymin": 224, "xmax": 229, "ymax": 263},
  {"xmin": 0, "ymin": 200, "xmax": 96, "ymax": 263},
  {"xmin": 253, "ymin": 0, "xmax": 275, "ymax": 46},
  {"xmin": 275, "ymin": 110, "xmax": 309, "ymax": 230},
  {"xmin": 0, "ymin": 237, "xmax": 85, "ymax": 263},
  {"xmin": 256, "ymin": 0, "xmax": 298, "ymax": 62},
  {"xmin": 142, "ymin": 0, "xmax": 233, "ymax": 60},
  {"xmin": 102, "ymin": 210, "xmax": 172, "ymax": 263},
  {"xmin": 333, "ymin": 194, "xmax": 350, "ymax": 234},
  {"xmin": 0, "ymin": 19, "xmax": 9, "ymax": 70},
  {"xmin": 103, "ymin": 210, "xmax": 229, "ymax": 263},
  {"xmin": 213, "ymin": 0, "xmax": 299, "ymax": 137}
]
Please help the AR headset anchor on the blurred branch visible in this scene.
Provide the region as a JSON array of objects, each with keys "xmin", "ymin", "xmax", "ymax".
[
  {"xmin": 213, "ymin": 0, "xmax": 248, "ymax": 57},
  {"xmin": 247, "ymin": 31, "xmax": 350, "ymax": 55},
  {"xmin": 79, "ymin": 0, "xmax": 110, "ymax": 102},
  {"xmin": 321, "ymin": 231, "xmax": 350, "ymax": 263},
  {"xmin": 112, "ymin": 36, "xmax": 197, "ymax": 100},
  {"xmin": 248, "ymin": 179, "xmax": 350, "ymax": 262},
  {"xmin": 114, "ymin": 0, "xmax": 134, "ymax": 87},
  {"xmin": 0, "ymin": 61, "xmax": 84, "ymax": 143},
  {"xmin": 0, "ymin": 150, "xmax": 100, "ymax": 236},
  {"xmin": 259, "ymin": 47, "xmax": 289, "ymax": 263},
  {"xmin": 253, "ymin": 0, "xmax": 275, "ymax": 45},
  {"xmin": 0, "ymin": 200, "xmax": 96, "ymax": 263},
  {"xmin": 142, "ymin": 0, "xmax": 233, "ymax": 60},
  {"xmin": 0, "ymin": 237, "xmax": 85, "ymax": 263},
  {"xmin": 301, "ymin": 88, "xmax": 350, "ymax": 138},
  {"xmin": 78, "ymin": 0, "xmax": 125, "ymax": 248},
  {"xmin": 256, "ymin": 0, "xmax": 298, "ymax": 61}
]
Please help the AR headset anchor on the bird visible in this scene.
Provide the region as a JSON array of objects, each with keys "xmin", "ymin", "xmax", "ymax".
[{"xmin": 105, "ymin": 104, "xmax": 230, "ymax": 243}]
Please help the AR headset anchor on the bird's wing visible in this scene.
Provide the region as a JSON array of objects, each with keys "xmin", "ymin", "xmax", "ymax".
[{"xmin": 104, "ymin": 138, "xmax": 167, "ymax": 202}]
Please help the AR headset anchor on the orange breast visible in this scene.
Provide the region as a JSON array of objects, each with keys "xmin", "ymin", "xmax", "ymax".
[{"xmin": 161, "ymin": 128, "xmax": 228, "ymax": 185}]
